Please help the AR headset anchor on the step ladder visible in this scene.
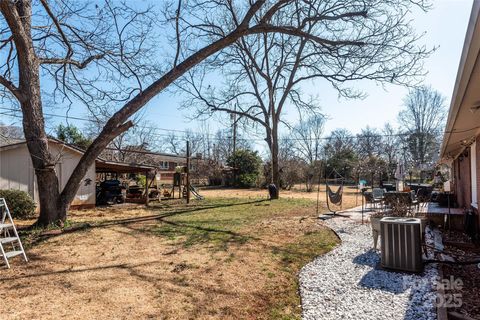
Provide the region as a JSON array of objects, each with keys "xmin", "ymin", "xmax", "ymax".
[{"xmin": 0, "ymin": 198, "xmax": 28, "ymax": 268}]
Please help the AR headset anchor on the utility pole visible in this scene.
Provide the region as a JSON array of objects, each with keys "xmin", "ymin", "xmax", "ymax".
[
  {"xmin": 232, "ymin": 103, "xmax": 237, "ymax": 154},
  {"xmin": 231, "ymin": 103, "xmax": 238, "ymax": 184},
  {"xmin": 186, "ymin": 140, "xmax": 191, "ymax": 204}
]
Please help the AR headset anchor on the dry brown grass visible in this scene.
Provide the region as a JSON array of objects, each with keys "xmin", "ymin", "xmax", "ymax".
[
  {"xmin": 1, "ymin": 195, "xmax": 339, "ymax": 320},
  {"xmin": 199, "ymin": 184, "xmax": 361, "ymax": 210}
]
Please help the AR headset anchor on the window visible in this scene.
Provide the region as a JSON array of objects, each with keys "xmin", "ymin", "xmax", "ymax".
[
  {"xmin": 159, "ymin": 161, "xmax": 169, "ymax": 170},
  {"xmin": 471, "ymin": 142, "xmax": 478, "ymax": 208}
]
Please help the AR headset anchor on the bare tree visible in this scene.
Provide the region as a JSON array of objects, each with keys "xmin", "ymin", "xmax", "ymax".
[
  {"xmin": 292, "ymin": 114, "xmax": 326, "ymax": 191},
  {"xmin": 109, "ymin": 123, "xmax": 160, "ymax": 164},
  {"xmin": 274, "ymin": 136, "xmax": 306, "ymax": 190},
  {"xmin": 356, "ymin": 126, "xmax": 382, "ymax": 158},
  {"xmin": 324, "ymin": 129, "xmax": 357, "ymax": 179},
  {"xmin": 163, "ymin": 130, "xmax": 203, "ymax": 156},
  {"xmin": 181, "ymin": 0, "xmax": 431, "ymax": 197},
  {"xmin": 398, "ymin": 85, "xmax": 446, "ymax": 172},
  {"xmin": 1, "ymin": 0, "xmax": 366, "ymax": 225},
  {"xmin": 211, "ymin": 129, "xmax": 253, "ymax": 164},
  {"xmin": 85, "ymin": 114, "xmax": 160, "ymax": 164},
  {"xmin": 380, "ymin": 123, "xmax": 400, "ymax": 180}
]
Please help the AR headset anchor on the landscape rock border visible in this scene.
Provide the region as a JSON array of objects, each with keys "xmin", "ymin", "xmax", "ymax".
[{"xmin": 299, "ymin": 217, "xmax": 438, "ymax": 320}]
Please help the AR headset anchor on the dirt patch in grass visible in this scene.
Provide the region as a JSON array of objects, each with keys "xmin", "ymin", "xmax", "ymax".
[{"xmin": 1, "ymin": 197, "xmax": 339, "ymax": 320}]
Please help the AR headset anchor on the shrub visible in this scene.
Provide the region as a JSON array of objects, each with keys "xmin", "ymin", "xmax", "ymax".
[
  {"xmin": 0, "ymin": 189, "xmax": 36, "ymax": 219},
  {"xmin": 238, "ymin": 173, "xmax": 258, "ymax": 188},
  {"xmin": 226, "ymin": 149, "xmax": 262, "ymax": 187}
]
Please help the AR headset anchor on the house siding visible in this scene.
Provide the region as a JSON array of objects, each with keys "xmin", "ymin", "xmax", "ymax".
[
  {"xmin": 49, "ymin": 145, "xmax": 96, "ymax": 207},
  {"xmin": 0, "ymin": 146, "xmax": 34, "ymax": 196},
  {"xmin": 0, "ymin": 142, "xmax": 96, "ymax": 210},
  {"xmin": 453, "ymin": 151, "xmax": 472, "ymax": 209},
  {"xmin": 476, "ymin": 136, "xmax": 480, "ymax": 226},
  {"xmin": 452, "ymin": 137, "xmax": 480, "ymax": 230}
]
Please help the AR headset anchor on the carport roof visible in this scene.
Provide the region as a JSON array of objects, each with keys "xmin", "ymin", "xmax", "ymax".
[{"xmin": 95, "ymin": 159, "xmax": 156, "ymax": 174}]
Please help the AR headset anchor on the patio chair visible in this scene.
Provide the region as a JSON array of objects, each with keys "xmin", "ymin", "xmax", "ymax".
[
  {"xmin": 363, "ymin": 191, "xmax": 382, "ymax": 210},
  {"xmin": 372, "ymin": 188, "xmax": 385, "ymax": 199},
  {"xmin": 372, "ymin": 188, "xmax": 385, "ymax": 210}
]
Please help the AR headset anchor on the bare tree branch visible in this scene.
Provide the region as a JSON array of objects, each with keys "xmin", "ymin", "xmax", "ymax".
[
  {"xmin": 39, "ymin": 0, "xmax": 73, "ymax": 59},
  {"xmin": 39, "ymin": 54, "xmax": 105, "ymax": 68},
  {"xmin": 0, "ymin": 75, "xmax": 24, "ymax": 101},
  {"xmin": 174, "ymin": 0, "xmax": 182, "ymax": 67}
]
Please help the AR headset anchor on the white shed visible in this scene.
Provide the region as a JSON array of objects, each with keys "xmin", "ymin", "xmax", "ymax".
[{"xmin": 0, "ymin": 139, "xmax": 96, "ymax": 210}]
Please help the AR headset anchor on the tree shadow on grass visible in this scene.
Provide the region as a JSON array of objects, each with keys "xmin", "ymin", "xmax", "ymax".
[
  {"xmin": 90, "ymin": 198, "xmax": 268, "ymax": 227},
  {"xmin": 111, "ymin": 219, "xmax": 256, "ymax": 251},
  {"xmin": 20, "ymin": 199, "xmax": 268, "ymax": 247},
  {"xmin": 149, "ymin": 219, "xmax": 255, "ymax": 250},
  {"xmin": 0, "ymin": 258, "xmax": 239, "ymax": 301}
]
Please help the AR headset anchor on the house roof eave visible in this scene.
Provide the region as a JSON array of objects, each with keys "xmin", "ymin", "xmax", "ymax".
[{"xmin": 441, "ymin": 0, "xmax": 480, "ymax": 159}]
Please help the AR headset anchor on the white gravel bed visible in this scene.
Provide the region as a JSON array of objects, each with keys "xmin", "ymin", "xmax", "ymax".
[{"xmin": 299, "ymin": 217, "xmax": 438, "ymax": 320}]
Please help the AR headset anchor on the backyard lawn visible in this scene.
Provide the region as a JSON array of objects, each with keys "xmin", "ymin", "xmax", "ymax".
[{"xmin": 1, "ymin": 195, "xmax": 341, "ymax": 320}]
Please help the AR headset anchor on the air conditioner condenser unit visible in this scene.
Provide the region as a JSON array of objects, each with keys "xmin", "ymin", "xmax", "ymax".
[{"xmin": 380, "ymin": 217, "xmax": 423, "ymax": 273}]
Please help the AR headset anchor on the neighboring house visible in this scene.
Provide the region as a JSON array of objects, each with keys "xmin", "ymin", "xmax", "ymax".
[
  {"xmin": 0, "ymin": 139, "xmax": 154, "ymax": 210},
  {"xmin": 440, "ymin": 0, "xmax": 480, "ymax": 228},
  {"xmin": 151, "ymin": 153, "xmax": 204, "ymax": 184},
  {"xmin": 151, "ymin": 153, "xmax": 187, "ymax": 183},
  {"xmin": 99, "ymin": 148, "xmax": 204, "ymax": 185}
]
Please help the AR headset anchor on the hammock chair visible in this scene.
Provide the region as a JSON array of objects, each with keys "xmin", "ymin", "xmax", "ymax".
[
  {"xmin": 325, "ymin": 169, "xmax": 345, "ymax": 216},
  {"xmin": 326, "ymin": 184, "xmax": 343, "ymax": 206}
]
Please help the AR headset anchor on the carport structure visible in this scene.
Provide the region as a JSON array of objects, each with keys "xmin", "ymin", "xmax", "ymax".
[{"xmin": 95, "ymin": 159, "xmax": 157, "ymax": 205}]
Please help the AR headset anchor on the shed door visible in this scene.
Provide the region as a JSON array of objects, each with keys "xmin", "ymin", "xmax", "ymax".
[{"xmin": 471, "ymin": 142, "xmax": 478, "ymax": 208}]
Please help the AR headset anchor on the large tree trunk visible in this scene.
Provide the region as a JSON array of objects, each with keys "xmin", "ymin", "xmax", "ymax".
[
  {"xmin": 21, "ymin": 95, "xmax": 63, "ymax": 225},
  {"xmin": 306, "ymin": 171, "xmax": 313, "ymax": 192},
  {"xmin": 21, "ymin": 93, "xmax": 63, "ymax": 225},
  {"xmin": 4, "ymin": 0, "xmax": 65, "ymax": 225},
  {"xmin": 270, "ymin": 122, "xmax": 280, "ymax": 199}
]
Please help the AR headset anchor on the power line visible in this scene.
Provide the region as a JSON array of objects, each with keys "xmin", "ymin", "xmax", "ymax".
[
  {"xmin": 0, "ymin": 107, "xmax": 196, "ymax": 135},
  {"xmin": 104, "ymin": 147, "xmax": 191, "ymax": 157},
  {"xmin": 0, "ymin": 109, "xmax": 265, "ymax": 142},
  {"xmin": 1, "ymin": 106, "xmax": 459, "ymax": 142}
]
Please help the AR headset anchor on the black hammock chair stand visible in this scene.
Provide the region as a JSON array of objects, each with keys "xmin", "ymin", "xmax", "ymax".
[{"xmin": 318, "ymin": 169, "xmax": 349, "ymax": 219}]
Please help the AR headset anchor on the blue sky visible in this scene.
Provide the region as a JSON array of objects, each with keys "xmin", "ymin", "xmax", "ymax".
[
  {"xmin": 288, "ymin": 0, "xmax": 474, "ymax": 135},
  {"xmin": 0, "ymin": 0, "xmax": 474, "ymax": 150},
  {"xmin": 137, "ymin": 0, "xmax": 475, "ymax": 138}
]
